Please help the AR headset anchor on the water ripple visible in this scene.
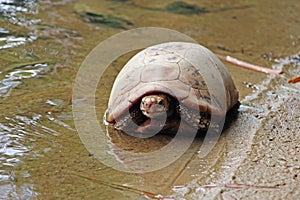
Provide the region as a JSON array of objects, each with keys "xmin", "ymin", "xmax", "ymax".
[
  {"xmin": 0, "ymin": 113, "xmax": 59, "ymax": 199},
  {"xmin": 0, "ymin": 35, "xmax": 37, "ymax": 49},
  {"xmin": 0, "ymin": 62, "xmax": 49, "ymax": 97}
]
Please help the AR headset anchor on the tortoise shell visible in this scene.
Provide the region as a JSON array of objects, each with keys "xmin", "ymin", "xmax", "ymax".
[{"xmin": 106, "ymin": 42, "xmax": 238, "ymax": 125}]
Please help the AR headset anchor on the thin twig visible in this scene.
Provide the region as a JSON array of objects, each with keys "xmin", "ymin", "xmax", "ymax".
[
  {"xmin": 288, "ymin": 77, "xmax": 300, "ymax": 83},
  {"xmin": 216, "ymin": 54, "xmax": 283, "ymax": 75},
  {"xmin": 202, "ymin": 183, "xmax": 277, "ymax": 189},
  {"xmin": 73, "ymin": 173, "xmax": 174, "ymax": 200}
]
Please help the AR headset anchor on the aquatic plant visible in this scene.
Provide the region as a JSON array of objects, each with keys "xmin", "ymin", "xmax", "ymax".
[{"xmin": 165, "ymin": 1, "xmax": 207, "ymax": 15}]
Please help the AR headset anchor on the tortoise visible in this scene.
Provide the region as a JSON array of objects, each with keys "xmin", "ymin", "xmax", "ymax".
[{"xmin": 106, "ymin": 42, "xmax": 239, "ymax": 134}]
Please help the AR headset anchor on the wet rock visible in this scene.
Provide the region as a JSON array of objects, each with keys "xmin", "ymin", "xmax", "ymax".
[
  {"xmin": 165, "ymin": 1, "xmax": 207, "ymax": 15},
  {"xmin": 74, "ymin": 3, "xmax": 132, "ymax": 29}
]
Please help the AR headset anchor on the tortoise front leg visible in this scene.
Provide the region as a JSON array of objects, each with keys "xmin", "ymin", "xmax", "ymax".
[{"xmin": 179, "ymin": 105, "xmax": 211, "ymax": 131}]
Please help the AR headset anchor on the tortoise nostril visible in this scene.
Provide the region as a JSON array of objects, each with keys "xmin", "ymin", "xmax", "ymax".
[{"xmin": 144, "ymin": 100, "xmax": 152, "ymax": 108}]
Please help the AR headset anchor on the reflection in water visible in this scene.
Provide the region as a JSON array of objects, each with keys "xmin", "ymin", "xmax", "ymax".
[
  {"xmin": 0, "ymin": 0, "xmax": 39, "ymax": 48},
  {"xmin": 0, "ymin": 112, "xmax": 70, "ymax": 199},
  {"xmin": 0, "ymin": 63, "xmax": 49, "ymax": 97},
  {"xmin": 0, "ymin": 0, "xmax": 38, "ymax": 19},
  {"xmin": 0, "ymin": 1, "xmax": 41, "ymax": 198},
  {"xmin": 106, "ymin": 124, "xmax": 174, "ymax": 172},
  {"xmin": 0, "ymin": 35, "xmax": 37, "ymax": 50},
  {"xmin": 0, "ymin": 0, "xmax": 43, "ymax": 97},
  {"xmin": 0, "ymin": 118, "xmax": 34, "ymax": 198}
]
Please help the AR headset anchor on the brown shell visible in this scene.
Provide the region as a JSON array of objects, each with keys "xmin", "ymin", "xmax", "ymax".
[{"xmin": 107, "ymin": 42, "xmax": 238, "ymax": 122}]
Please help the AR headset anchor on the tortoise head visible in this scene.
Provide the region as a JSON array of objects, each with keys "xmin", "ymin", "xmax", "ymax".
[{"xmin": 140, "ymin": 93, "xmax": 174, "ymax": 119}]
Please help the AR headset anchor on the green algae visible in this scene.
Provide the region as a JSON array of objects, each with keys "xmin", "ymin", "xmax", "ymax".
[
  {"xmin": 74, "ymin": 3, "xmax": 132, "ymax": 29},
  {"xmin": 165, "ymin": 1, "xmax": 207, "ymax": 15}
]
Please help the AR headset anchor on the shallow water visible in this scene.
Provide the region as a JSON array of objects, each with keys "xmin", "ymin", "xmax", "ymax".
[{"xmin": 0, "ymin": 0, "xmax": 299, "ymax": 199}]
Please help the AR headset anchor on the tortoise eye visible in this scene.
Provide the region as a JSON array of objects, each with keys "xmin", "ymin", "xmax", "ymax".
[{"xmin": 158, "ymin": 100, "xmax": 164, "ymax": 105}]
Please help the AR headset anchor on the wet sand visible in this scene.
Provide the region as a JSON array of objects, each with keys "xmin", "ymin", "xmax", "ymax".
[{"xmin": 171, "ymin": 55, "xmax": 300, "ymax": 199}]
